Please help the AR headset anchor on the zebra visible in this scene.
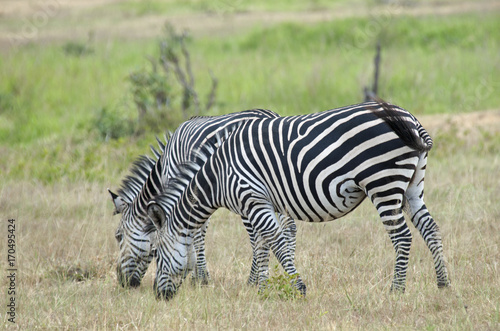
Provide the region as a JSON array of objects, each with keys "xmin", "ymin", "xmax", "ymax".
[
  {"xmin": 146, "ymin": 101, "xmax": 450, "ymax": 300},
  {"xmin": 108, "ymin": 109, "xmax": 297, "ymax": 288}
]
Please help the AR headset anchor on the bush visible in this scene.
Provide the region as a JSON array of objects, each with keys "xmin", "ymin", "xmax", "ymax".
[
  {"xmin": 129, "ymin": 23, "xmax": 217, "ymax": 134},
  {"xmin": 259, "ymin": 264, "xmax": 304, "ymax": 301},
  {"xmin": 92, "ymin": 107, "xmax": 134, "ymax": 141}
]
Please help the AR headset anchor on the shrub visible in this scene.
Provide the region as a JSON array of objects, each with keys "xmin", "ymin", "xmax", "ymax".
[
  {"xmin": 92, "ymin": 107, "xmax": 134, "ymax": 141},
  {"xmin": 259, "ymin": 264, "xmax": 304, "ymax": 301},
  {"xmin": 129, "ymin": 23, "xmax": 217, "ymax": 134}
]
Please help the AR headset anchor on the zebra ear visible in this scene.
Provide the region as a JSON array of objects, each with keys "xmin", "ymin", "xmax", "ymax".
[
  {"xmin": 147, "ymin": 202, "xmax": 166, "ymax": 230},
  {"xmin": 108, "ymin": 189, "xmax": 127, "ymax": 215}
]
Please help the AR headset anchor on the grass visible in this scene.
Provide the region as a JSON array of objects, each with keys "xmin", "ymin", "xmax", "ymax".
[
  {"xmin": 1, "ymin": 11, "xmax": 499, "ymax": 184},
  {"xmin": 1, "ymin": 138, "xmax": 498, "ymax": 329},
  {"xmin": 1, "ymin": 2, "xmax": 499, "ymax": 329}
]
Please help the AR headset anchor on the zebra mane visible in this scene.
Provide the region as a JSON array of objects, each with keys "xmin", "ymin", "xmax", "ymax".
[
  {"xmin": 368, "ymin": 100, "xmax": 432, "ymax": 153},
  {"xmin": 117, "ymin": 132, "xmax": 171, "ymax": 204},
  {"xmin": 152, "ymin": 158, "xmax": 203, "ymax": 219},
  {"xmin": 152, "ymin": 125, "xmax": 237, "ymax": 217},
  {"xmin": 118, "ymin": 155, "xmax": 156, "ymax": 204}
]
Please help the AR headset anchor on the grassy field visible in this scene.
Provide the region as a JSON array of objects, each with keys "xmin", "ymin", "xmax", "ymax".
[
  {"xmin": 1, "ymin": 0, "xmax": 499, "ymax": 329},
  {"xmin": 2, "ymin": 141, "xmax": 499, "ymax": 329}
]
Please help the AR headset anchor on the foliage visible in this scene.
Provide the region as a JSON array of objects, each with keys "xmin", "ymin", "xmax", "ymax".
[
  {"xmin": 62, "ymin": 41, "xmax": 94, "ymax": 57},
  {"xmin": 0, "ymin": 11, "xmax": 499, "ymax": 183},
  {"xmin": 259, "ymin": 264, "xmax": 304, "ymax": 301},
  {"xmin": 92, "ymin": 107, "xmax": 135, "ymax": 141},
  {"xmin": 129, "ymin": 23, "xmax": 217, "ymax": 134}
]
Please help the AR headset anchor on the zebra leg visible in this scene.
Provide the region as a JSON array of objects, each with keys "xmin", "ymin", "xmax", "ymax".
[
  {"xmin": 246, "ymin": 214, "xmax": 296, "ymax": 286},
  {"xmin": 373, "ymin": 194, "xmax": 412, "ymax": 292},
  {"xmin": 278, "ymin": 214, "xmax": 297, "ymax": 263},
  {"xmin": 253, "ymin": 235, "xmax": 271, "ymax": 290},
  {"xmin": 250, "ymin": 207, "xmax": 306, "ymax": 296},
  {"xmin": 404, "ymin": 154, "xmax": 449, "ymax": 288},
  {"xmin": 242, "ymin": 217, "xmax": 260, "ymax": 286},
  {"xmin": 191, "ymin": 219, "xmax": 210, "ymax": 285},
  {"xmin": 405, "ymin": 198, "xmax": 449, "ymax": 288}
]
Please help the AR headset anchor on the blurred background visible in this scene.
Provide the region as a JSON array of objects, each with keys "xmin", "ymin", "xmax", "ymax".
[{"xmin": 1, "ymin": 0, "xmax": 498, "ymax": 184}]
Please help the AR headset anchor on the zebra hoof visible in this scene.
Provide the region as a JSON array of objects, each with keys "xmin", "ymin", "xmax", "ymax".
[
  {"xmin": 128, "ymin": 276, "xmax": 141, "ymax": 288},
  {"xmin": 247, "ymin": 278, "xmax": 258, "ymax": 287},
  {"xmin": 437, "ymin": 280, "xmax": 450, "ymax": 288},
  {"xmin": 117, "ymin": 271, "xmax": 141, "ymax": 288},
  {"xmin": 155, "ymin": 287, "xmax": 177, "ymax": 301},
  {"xmin": 297, "ymin": 284, "xmax": 307, "ymax": 297},
  {"xmin": 191, "ymin": 276, "xmax": 210, "ymax": 286},
  {"xmin": 390, "ymin": 284, "xmax": 406, "ymax": 293}
]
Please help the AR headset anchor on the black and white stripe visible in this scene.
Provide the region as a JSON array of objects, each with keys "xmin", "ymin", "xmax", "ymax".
[
  {"xmin": 148, "ymin": 101, "xmax": 449, "ymax": 300},
  {"xmin": 109, "ymin": 109, "xmax": 297, "ymax": 287}
]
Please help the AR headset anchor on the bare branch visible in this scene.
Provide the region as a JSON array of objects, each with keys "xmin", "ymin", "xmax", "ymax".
[
  {"xmin": 206, "ymin": 70, "xmax": 218, "ymax": 112},
  {"xmin": 179, "ymin": 31, "xmax": 200, "ymax": 115},
  {"xmin": 373, "ymin": 41, "xmax": 381, "ymax": 97},
  {"xmin": 364, "ymin": 41, "xmax": 382, "ymax": 102}
]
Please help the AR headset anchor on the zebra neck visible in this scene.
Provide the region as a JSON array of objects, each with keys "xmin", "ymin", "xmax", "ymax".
[
  {"xmin": 175, "ymin": 174, "xmax": 217, "ymax": 230},
  {"xmin": 133, "ymin": 159, "xmax": 163, "ymax": 220}
]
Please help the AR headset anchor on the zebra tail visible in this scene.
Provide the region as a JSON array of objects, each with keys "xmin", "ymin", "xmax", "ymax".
[{"xmin": 370, "ymin": 100, "xmax": 433, "ymax": 153}]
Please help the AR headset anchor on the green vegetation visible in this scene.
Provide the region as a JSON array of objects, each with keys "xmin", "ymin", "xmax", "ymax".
[
  {"xmin": 1, "ymin": 11, "xmax": 498, "ymax": 184},
  {"xmin": 105, "ymin": 0, "xmax": 361, "ymax": 16},
  {"xmin": 259, "ymin": 264, "xmax": 304, "ymax": 301}
]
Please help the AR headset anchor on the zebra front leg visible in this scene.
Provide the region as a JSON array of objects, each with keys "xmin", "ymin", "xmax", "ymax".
[
  {"xmin": 279, "ymin": 214, "xmax": 297, "ymax": 263},
  {"xmin": 268, "ymin": 230, "xmax": 306, "ymax": 296},
  {"xmin": 242, "ymin": 216, "xmax": 259, "ymax": 286},
  {"xmin": 405, "ymin": 197, "xmax": 450, "ymax": 288},
  {"xmin": 245, "ymin": 215, "xmax": 296, "ymax": 286},
  {"xmin": 253, "ymin": 236, "xmax": 271, "ymax": 291},
  {"xmin": 191, "ymin": 219, "xmax": 210, "ymax": 285},
  {"xmin": 251, "ymin": 208, "xmax": 306, "ymax": 296}
]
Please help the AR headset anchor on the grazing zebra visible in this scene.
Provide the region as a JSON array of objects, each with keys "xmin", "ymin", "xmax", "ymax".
[
  {"xmin": 109, "ymin": 109, "xmax": 297, "ymax": 288},
  {"xmin": 147, "ymin": 101, "xmax": 450, "ymax": 300}
]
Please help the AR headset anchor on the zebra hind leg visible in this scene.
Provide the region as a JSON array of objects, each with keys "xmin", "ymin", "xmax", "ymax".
[
  {"xmin": 404, "ymin": 153, "xmax": 450, "ymax": 288},
  {"xmin": 373, "ymin": 194, "xmax": 413, "ymax": 292},
  {"xmin": 405, "ymin": 197, "xmax": 450, "ymax": 288}
]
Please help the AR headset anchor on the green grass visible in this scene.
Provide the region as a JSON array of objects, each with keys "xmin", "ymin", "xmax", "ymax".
[
  {"xmin": 101, "ymin": 0, "xmax": 366, "ymax": 16},
  {"xmin": 1, "ymin": 12, "xmax": 499, "ymax": 183},
  {"xmin": 2, "ymin": 12, "xmax": 499, "ymax": 184}
]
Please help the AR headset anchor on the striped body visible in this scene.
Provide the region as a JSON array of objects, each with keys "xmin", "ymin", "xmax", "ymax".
[
  {"xmin": 110, "ymin": 109, "xmax": 296, "ymax": 287},
  {"xmin": 148, "ymin": 102, "xmax": 449, "ymax": 299}
]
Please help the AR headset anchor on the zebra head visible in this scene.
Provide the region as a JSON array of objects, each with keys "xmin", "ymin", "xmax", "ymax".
[
  {"xmin": 109, "ymin": 189, "xmax": 156, "ymax": 288},
  {"xmin": 147, "ymin": 198, "xmax": 196, "ymax": 300}
]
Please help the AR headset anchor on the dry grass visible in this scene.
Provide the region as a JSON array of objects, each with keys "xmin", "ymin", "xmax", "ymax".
[{"xmin": 1, "ymin": 117, "xmax": 499, "ymax": 330}]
